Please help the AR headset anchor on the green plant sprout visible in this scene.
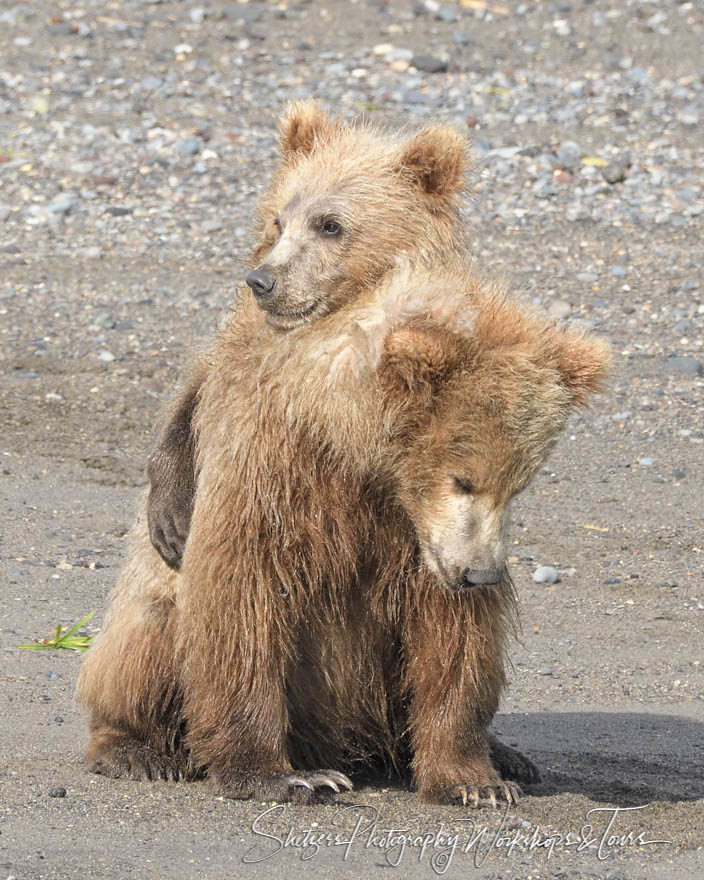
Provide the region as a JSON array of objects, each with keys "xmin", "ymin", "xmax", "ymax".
[{"xmin": 19, "ymin": 610, "xmax": 96, "ymax": 653}]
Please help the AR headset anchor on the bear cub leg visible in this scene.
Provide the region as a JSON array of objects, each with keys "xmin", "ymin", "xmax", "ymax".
[
  {"xmin": 404, "ymin": 595, "xmax": 523, "ymax": 807},
  {"xmin": 147, "ymin": 372, "xmax": 202, "ymax": 570}
]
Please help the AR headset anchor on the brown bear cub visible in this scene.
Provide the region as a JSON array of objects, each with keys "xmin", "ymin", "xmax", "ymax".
[
  {"xmin": 77, "ymin": 104, "xmax": 609, "ymax": 807},
  {"xmin": 146, "ymin": 100, "xmax": 469, "ymax": 571}
]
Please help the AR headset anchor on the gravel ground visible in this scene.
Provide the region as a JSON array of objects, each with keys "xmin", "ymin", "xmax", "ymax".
[{"xmin": 1, "ymin": 1, "xmax": 703, "ymax": 878}]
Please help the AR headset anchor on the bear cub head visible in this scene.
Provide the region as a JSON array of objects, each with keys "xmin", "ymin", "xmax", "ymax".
[
  {"xmin": 378, "ymin": 303, "xmax": 610, "ymax": 591},
  {"xmin": 246, "ymin": 101, "xmax": 470, "ymax": 331}
]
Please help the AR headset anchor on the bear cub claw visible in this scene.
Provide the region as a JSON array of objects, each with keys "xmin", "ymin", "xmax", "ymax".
[
  {"xmin": 223, "ymin": 770, "xmax": 353, "ymax": 802},
  {"xmin": 451, "ymin": 780, "xmax": 522, "ymax": 808}
]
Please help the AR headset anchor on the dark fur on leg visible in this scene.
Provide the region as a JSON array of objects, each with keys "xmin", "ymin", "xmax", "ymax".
[{"xmin": 147, "ymin": 365, "xmax": 206, "ymax": 570}]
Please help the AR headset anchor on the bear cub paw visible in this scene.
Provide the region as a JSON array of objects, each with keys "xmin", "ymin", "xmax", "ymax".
[
  {"xmin": 221, "ymin": 769, "xmax": 353, "ymax": 802},
  {"xmin": 88, "ymin": 735, "xmax": 186, "ymax": 782}
]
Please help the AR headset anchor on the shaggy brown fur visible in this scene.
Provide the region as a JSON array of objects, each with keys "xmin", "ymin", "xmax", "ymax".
[{"xmin": 78, "ymin": 253, "xmax": 609, "ymax": 806}]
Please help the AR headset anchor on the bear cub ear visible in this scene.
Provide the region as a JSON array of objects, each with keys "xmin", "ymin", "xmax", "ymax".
[
  {"xmin": 555, "ymin": 333, "xmax": 611, "ymax": 406},
  {"xmin": 280, "ymin": 100, "xmax": 340, "ymax": 161},
  {"xmin": 398, "ymin": 126, "xmax": 469, "ymax": 197},
  {"xmin": 380, "ymin": 325, "xmax": 464, "ymax": 397}
]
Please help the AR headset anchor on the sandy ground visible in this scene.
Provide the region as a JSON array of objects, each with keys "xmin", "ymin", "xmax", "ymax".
[{"xmin": 1, "ymin": 0, "xmax": 703, "ymax": 878}]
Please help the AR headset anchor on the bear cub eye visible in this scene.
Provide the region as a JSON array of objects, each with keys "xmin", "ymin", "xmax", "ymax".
[
  {"xmin": 319, "ymin": 218, "xmax": 343, "ymax": 237},
  {"xmin": 453, "ymin": 476, "xmax": 474, "ymax": 494}
]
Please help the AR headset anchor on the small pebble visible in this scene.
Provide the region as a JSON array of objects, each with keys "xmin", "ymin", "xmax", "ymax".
[
  {"xmin": 538, "ymin": 666, "xmax": 554, "ymax": 676},
  {"xmin": 666, "ymin": 356, "xmax": 703, "ymax": 376},
  {"xmin": 174, "ymin": 137, "xmax": 201, "ymax": 157},
  {"xmin": 94, "ymin": 311, "xmax": 116, "ymax": 330},
  {"xmin": 48, "ymin": 197, "xmax": 77, "ymax": 215},
  {"xmin": 411, "ymin": 55, "xmax": 448, "ymax": 74},
  {"xmin": 48, "ymin": 786, "xmax": 67, "ymax": 798},
  {"xmin": 533, "ymin": 565, "xmax": 561, "ymax": 584},
  {"xmin": 602, "ymin": 162, "xmax": 628, "ymax": 185},
  {"xmin": 548, "ymin": 299, "xmax": 571, "ymax": 320}
]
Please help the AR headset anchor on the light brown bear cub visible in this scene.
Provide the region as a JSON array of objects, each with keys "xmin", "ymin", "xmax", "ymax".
[
  {"xmin": 146, "ymin": 100, "xmax": 469, "ymax": 571},
  {"xmin": 77, "ymin": 104, "xmax": 609, "ymax": 807}
]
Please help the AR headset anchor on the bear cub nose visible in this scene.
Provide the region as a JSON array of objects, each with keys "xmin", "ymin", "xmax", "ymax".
[
  {"xmin": 246, "ymin": 267, "xmax": 277, "ymax": 300},
  {"xmin": 461, "ymin": 568, "xmax": 503, "ymax": 587}
]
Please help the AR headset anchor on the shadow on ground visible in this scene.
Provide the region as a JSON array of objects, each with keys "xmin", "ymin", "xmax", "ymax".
[{"xmin": 493, "ymin": 710, "xmax": 704, "ymax": 806}]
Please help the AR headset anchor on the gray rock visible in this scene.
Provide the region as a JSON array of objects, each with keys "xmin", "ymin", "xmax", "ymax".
[
  {"xmin": 385, "ymin": 48, "xmax": 413, "ymax": 62},
  {"xmin": 201, "ymin": 220, "xmax": 224, "ymax": 233},
  {"xmin": 678, "ymin": 110, "xmax": 699, "ymax": 127},
  {"xmin": 48, "ymin": 786, "xmax": 67, "ymax": 798},
  {"xmin": 403, "ymin": 90, "xmax": 435, "ymax": 105},
  {"xmin": 602, "ymin": 162, "xmax": 628, "ymax": 184},
  {"xmin": 174, "ymin": 137, "xmax": 201, "ymax": 156},
  {"xmin": 666, "ymin": 356, "xmax": 703, "ymax": 376},
  {"xmin": 639, "ymin": 457, "xmax": 654, "ymax": 467},
  {"xmin": 532, "ymin": 180, "xmax": 556, "ymax": 199},
  {"xmin": 411, "ymin": 55, "xmax": 448, "ymax": 74},
  {"xmin": 566, "ymin": 204, "xmax": 589, "ymax": 222},
  {"xmin": 225, "ymin": 3, "xmax": 263, "ymax": 22},
  {"xmin": 98, "ymin": 350, "xmax": 116, "ymax": 362},
  {"xmin": 611, "ymin": 265, "xmax": 627, "ymax": 277},
  {"xmin": 533, "ymin": 565, "xmax": 561, "ymax": 584},
  {"xmin": 548, "ymin": 299, "xmax": 571, "ymax": 320},
  {"xmin": 48, "ymin": 196, "xmax": 78, "ymax": 215},
  {"xmin": 435, "ymin": 5, "xmax": 459, "ymax": 22},
  {"xmin": 538, "ymin": 667, "xmax": 554, "ymax": 676},
  {"xmin": 94, "ymin": 311, "xmax": 116, "ymax": 330},
  {"xmin": 626, "ymin": 67, "xmax": 650, "ymax": 86},
  {"xmin": 577, "ymin": 272, "xmax": 598, "ymax": 283}
]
